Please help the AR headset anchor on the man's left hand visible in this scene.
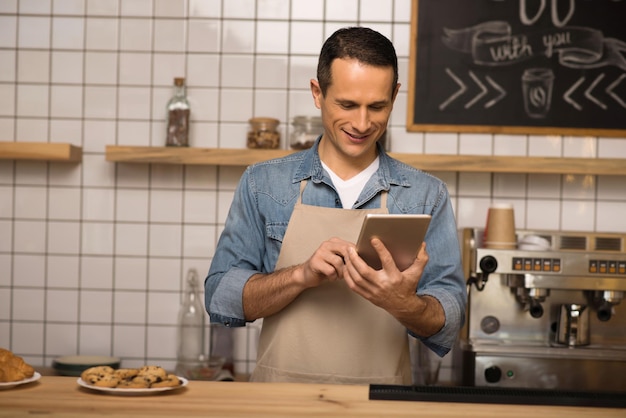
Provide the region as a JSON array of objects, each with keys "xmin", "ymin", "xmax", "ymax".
[{"xmin": 343, "ymin": 239, "xmax": 428, "ymax": 311}]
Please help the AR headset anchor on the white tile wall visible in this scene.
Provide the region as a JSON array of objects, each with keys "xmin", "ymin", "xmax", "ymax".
[
  {"xmin": 1, "ymin": 0, "xmax": 625, "ymax": 383},
  {"xmin": 19, "ymin": 0, "xmax": 51, "ymax": 14},
  {"xmin": 19, "ymin": 17, "xmax": 51, "ymax": 49},
  {"xmin": 47, "ymin": 256, "xmax": 79, "ymax": 288},
  {"xmin": 0, "ymin": 1, "xmax": 17, "ymax": 14},
  {"xmin": 154, "ymin": 0, "xmax": 185, "ymax": 18},
  {"xmin": 599, "ymin": 137, "xmax": 626, "ymax": 157},
  {"xmin": 0, "ymin": 17, "xmax": 17, "ymax": 48},
  {"xmin": 87, "ymin": 0, "xmax": 118, "ymax": 16},
  {"xmin": 53, "ymin": 0, "xmax": 84, "ymax": 15},
  {"xmin": 52, "ymin": 17, "xmax": 84, "ymax": 49}
]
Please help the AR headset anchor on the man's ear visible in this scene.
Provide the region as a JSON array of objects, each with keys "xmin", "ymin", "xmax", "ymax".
[
  {"xmin": 391, "ymin": 83, "xmax": 401, "ymax": 103},
  {"xmin": 310, "ymin": 79, "xmax": 323, "ymax": 109}
]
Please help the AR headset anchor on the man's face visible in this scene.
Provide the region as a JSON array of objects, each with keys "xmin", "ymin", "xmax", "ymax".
[{"xmin": 311, "ymin": 58, "xmax": 399, "ymax": 167}]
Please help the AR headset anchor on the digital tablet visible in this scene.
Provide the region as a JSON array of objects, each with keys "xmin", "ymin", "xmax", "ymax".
[{"xmin": 355, "ymin": 214, "xmax": 431, "ymax": 270}]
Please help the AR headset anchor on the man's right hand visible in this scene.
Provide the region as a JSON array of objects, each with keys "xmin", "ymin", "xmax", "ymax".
[
  {"xmin": 243, "ymin": 237, "xmax": 353, "ymax": 320},
  {"xmin": 299, "ymin": 237, "xmax": 353, "ymax": 288}
]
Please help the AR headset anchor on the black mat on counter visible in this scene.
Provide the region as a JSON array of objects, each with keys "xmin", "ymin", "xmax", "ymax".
[{"xmin": 369, "ymin": 385, "xmax": 626, "ymax": 408}]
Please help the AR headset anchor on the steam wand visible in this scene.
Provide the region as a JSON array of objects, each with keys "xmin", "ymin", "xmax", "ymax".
[{"xmin": 467, "ymin": 255, "xmax": 498, "ymax": 291}]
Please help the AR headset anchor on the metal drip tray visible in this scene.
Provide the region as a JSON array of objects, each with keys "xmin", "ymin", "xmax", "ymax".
[
  {"xmin": 369, "ymin": 385, "xmax": 626, "ymax": 408},
  {"xmin": 465, "ymin": 340, "xmax": 626, "ymax": 360}
]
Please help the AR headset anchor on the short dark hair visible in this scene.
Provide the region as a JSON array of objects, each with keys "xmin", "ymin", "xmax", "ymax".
[{"xmin": 316, "ymin": 27, "xmax": 398, "ymax": 97}]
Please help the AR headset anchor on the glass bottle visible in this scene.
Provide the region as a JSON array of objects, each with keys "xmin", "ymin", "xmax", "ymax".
[
  {"xmin": 175, "ymin": 268, "xmax": 205, "ymax": 379},
  {"xmin": 166, "ymin": 77, "xmax": 190, "ymax": 147},
  {"xmin": 290, "ymin": 116, "xmax": 323, "ymax": 150},
  {"xmin": 247, "ymin": 117, "xmax": 280, "ymax": 149}
]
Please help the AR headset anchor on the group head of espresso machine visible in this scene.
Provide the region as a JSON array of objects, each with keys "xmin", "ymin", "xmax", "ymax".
[{"xmin": 456, "ymin": 228, "xmax": 626, "ymax": 392}]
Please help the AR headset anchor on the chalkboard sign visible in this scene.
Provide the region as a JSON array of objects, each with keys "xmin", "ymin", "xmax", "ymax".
[{"xmin": 407, "ymin": 0, "xmax": 626, "ymax": 137}]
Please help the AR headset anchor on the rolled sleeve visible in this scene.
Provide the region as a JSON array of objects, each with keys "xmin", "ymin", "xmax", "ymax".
[
  {"xmin": 207, "ymin": 267, "xmax": 254, "ymax": 327},
  {"xmin": 415, "ymin": 287, "xmax": 466, "ymax": 356},
  {"xmin": 205, "ymin": 167, "xmax": 268, "ymax": 328}
]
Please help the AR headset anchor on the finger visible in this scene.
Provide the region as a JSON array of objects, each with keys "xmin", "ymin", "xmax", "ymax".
[
  {"xmin": 342, "ymin": 263, "xmax": 355, "ymax": 286},
  {"xmin": 404, "ymin": 242, "xmax": 429, "ymax": 275},
  {"xmin": 371, "ymin": 238, "xmax": 400, "ymax": 271},
  {"xmin": 330, "ymin": 252, "xmax": 346, "ymax": 278},
  {"xmin": 416, "ymin": 242, "xmax": 429, "ymax": 266},
  {"xmin": 322, "ymin": 240, "xmax": 350, "ymax": 263},
  {"xmin": 346, "ymin": 246, "xmax": 372, "ymax": 276},
  {"xmin": 305, "ymin": 259, "xmax": 336, "ymax": 282},
  {"xmin": 344, "ymin": 248, "xmax": 374, "ymax": 297}
]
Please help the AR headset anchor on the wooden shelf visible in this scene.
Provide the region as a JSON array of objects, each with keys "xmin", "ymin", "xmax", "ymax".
[
  {"xmin": 105, "ymin": 145, "xmax": 626, "ymax": 176},
  {"xmin": 106, "ymin": 145, "xmax": 290, "ymax": 167},
  {"xmin": 0, "ymin": 142, "xmax": 82, "ymax": 162}
]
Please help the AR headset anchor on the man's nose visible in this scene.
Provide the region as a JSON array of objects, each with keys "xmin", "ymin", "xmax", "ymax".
[{"xmin": 353, "ymin": 108, "xmax": 371, "ymax": 132}]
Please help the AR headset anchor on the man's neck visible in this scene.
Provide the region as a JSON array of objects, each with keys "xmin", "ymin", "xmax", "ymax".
[{"xmin": 318, "ymin": 137, "xmax": 378, "ymax": 180}]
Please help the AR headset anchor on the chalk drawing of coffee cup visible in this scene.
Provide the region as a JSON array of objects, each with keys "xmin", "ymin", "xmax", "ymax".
[{"xmin": 522, "ymin": 68, "xmax": 554, "ymax": 118}]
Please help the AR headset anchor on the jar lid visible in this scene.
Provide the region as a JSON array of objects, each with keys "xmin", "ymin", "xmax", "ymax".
[
  {"xmin": 292, "ymin": 115, "xmax": 322, "ymax": 125},
  {"xmin": 249, "ymin": 117, "xmax": 280, "ymax": 125}
]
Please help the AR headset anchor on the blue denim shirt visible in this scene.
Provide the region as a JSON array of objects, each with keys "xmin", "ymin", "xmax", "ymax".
[{"xmin": 205, "ymin": 140, "xmax": 466, "ymax": 355}]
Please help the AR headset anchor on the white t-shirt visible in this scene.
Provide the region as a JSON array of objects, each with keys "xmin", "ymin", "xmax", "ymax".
[{"xmin": 321, "ymin": 157, "xmax": 380, "ymax": 209}]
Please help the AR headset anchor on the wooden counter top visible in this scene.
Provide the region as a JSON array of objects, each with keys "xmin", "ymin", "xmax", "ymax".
[{"xmin": 0, "ymin": 376, "xmax": 622, "ymax": 418}]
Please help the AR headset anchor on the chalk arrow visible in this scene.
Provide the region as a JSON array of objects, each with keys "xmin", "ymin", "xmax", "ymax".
[
  {"xmin": 484, "ymin": 76, "xmax": 507, "ymax": 108},
  {"xmin": 465, "ymin": 71, "xmax": 488, "ymax": 109},
  {"xmin": 606, "ymin": 74, "xmax": 626, "ymax": 109},
  {"xmin": 563, "ymin": 77, "xmax": 585, "ymax": 111},
  {"xmin": 584, "ymin": 73, "xmax": 607, "ymax": 110},
  {"xmin": 439, "ymin": 70, "xmax": 507, "ymax": 110},
  {"xmin": 439, "ymin": 68, "xmax": 467, "ymax": 111}
]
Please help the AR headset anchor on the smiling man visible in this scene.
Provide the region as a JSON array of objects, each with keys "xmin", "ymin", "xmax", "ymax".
[{"xmin": 205, "ymin": 27, "xmax": 466, "ymax": 384}]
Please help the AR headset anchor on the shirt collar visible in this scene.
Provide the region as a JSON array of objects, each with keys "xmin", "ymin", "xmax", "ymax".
[{"xmin": 292, "ymin": 136, "xmax": 412, "ymax": 189}]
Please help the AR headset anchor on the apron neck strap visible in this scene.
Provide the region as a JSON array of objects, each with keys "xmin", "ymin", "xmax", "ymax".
[
  {"xmin": 297, "ymin": 180, "xmax": 388, "ymax": 209},
  {"xmin": 380, "ymin": 190, "xmax": 388, "ymax": 208},
  {"xmin": 297, "ymin": 180, "xmax": 308, "ymax": 205}
]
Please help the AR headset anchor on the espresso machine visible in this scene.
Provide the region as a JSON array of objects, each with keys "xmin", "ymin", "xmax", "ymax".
[{"xmin": 456, "ymin": 228, "xmax": 626, "ymax": 392}]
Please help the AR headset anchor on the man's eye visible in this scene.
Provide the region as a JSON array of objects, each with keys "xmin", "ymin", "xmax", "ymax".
[{"xmin": 339, "ymin": 103, "xmax": 355, "ymax": 109}]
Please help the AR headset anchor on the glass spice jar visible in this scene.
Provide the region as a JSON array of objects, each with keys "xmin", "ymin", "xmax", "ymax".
[
  {"xmin": 290, "ymin": 116, "xmax": 323, "ymax": 150},
  {"xmin": 166, "ymin": 77, "xmax": 190, "ymax": 147},
  {"xmin": 247, "ymin": 117, "xmax": 281, "ymax": 149}
]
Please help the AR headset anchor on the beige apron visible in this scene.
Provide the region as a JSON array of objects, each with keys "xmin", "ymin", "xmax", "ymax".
[{"xmin": 250, "ymin": 181, "xmax": 411, "ymax": 384}]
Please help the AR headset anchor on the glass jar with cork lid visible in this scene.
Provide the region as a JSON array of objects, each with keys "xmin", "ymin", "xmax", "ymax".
[
  {"xmin": 290, "ymin": 116, "xmax": 323, "ymax": 150},
  {"xmin": 247, "ymin": 117, "xmax": 281, "ymax": 149}
]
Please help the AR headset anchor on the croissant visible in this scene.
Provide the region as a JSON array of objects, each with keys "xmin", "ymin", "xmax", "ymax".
[{"xmin": 0, "ymin": 348, "xmax": 35, "ymax": 383}]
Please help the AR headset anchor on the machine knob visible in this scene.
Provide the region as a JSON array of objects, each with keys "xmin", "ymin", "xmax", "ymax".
[
  {"xmin": 484, "ymin": 366, "xmax": 502, "ymax": 383},
  {"xmin": 479, "ymin": 256, "xmax": 498, "ymax": 273}
]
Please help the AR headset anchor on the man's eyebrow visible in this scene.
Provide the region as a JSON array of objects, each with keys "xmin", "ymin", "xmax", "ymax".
[{"xmin": 335, "ymin": 98, "xmax": 390, "ymax": 106}]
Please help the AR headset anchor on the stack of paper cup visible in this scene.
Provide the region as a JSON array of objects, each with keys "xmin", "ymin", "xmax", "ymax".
[{"xmin": 484, "ymin": 203, "xmax": 517, "ymax": 249}]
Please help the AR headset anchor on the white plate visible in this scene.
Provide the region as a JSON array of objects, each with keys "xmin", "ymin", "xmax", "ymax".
[
  {"xmin": 77, "ymin": 376, "xmax": 188, "ymax": 396},
  {"xmin": 0, "ymin": 372, "xmax": 41, "ymax": 390}
]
